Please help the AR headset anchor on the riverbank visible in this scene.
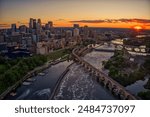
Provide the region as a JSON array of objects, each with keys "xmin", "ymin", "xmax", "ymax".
[{"xmin": 137, "ymin": 57, "xmax": 150, "ymax": 99}]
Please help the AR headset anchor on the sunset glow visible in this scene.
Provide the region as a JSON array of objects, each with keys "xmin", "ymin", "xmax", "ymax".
[
  {"xmin": 133, "ymin": 25, "xmax": 143, "ymax": 30},
  {"xmin": 0, "ymin": 0, "xmax": 150, "ymax": 29}
]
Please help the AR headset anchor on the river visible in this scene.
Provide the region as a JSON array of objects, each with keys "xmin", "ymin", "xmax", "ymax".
[{"xmin": 5, "ymin": 43, "xmax": 149, "ymax": 100}]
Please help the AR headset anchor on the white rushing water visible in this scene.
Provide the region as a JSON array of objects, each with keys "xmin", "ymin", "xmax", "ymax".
[{"xmin": 54, "ymin": 47, "xmax": 116, "ymax": 100}]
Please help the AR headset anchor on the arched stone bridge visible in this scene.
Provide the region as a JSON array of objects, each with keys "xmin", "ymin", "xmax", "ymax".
[
  {"xmin": 102, "ymin": 41, "xmax": 150, "ymax": 54},
  {"xmin": 72, "ymin": 46, "xmax": 137, "ymax": 100}
]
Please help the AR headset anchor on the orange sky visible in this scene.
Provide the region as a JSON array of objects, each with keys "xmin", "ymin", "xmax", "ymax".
[{"xmin": 0, "ymin": 0, "xmax": 150, "ymax": 29}]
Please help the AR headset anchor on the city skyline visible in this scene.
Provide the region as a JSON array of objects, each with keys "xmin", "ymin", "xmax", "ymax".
[{"xmin": 0, "ymin": 0, "xmax": 150, "ymax": 29}]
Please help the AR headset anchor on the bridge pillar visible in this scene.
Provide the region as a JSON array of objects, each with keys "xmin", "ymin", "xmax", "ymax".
[
  {"xmin": 81, "ymin": 62, "xmax": 84, "ymax": 67},
  {"xmin": 88, "ymin": 68, "xmax": 93, "ymax": 75},
  {"xmin": 133, "ymin": 48, "xmax": 136, "ymax": 52},
  {"xmin": 85, "ymin": 64, "xmax": 88, "ymax": 69},
  {"xmin": 94, "ymin": 71, "xmax": 99, "ymax": 80},
  {"xmin": 112, "ymin": 85, "xmax": 118, "ymax": 95},
  {"xmin": 118, "ymin": 89, "xmax": 126, "ymax": 100},
  {"xmin": 105, "ymin": 80, "xmax": 112, "ymax": 91},
  {"xmin": 87, "ymin": 67, "xmax": 91, "ymax": 72},
  {"xmin": 83, "ymin": 63, "xmax": 86, "ymax": 68},
  {"xmin": 99, "ymin": 76, "xmax": 105, "ymax": 83},
  {"xmin": 89, "ymin": 68, "xmax": 92, "ymax": 72},
  {"xmin": 96, "ymin": 76, "xmax": 99, "ymax": 82}
]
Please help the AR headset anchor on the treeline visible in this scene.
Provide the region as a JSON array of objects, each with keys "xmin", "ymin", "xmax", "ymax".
[
  {"xmin": 46, "ymin": 48, "xmax": 71, "ymax": 61},
  {"xmin": 102, "ymin": 50, "xmax": 146, "ymax": 86},
  {"xmin": 0, "ymin": 49, "xmax": 71, "ymax": 94},
  {"xmin": 0, "ymin": 55, "xmax": 47, "ymax": 93},
  {"xmin": 82, "ymin": 39, "xmax": 96, "ymax": 46}
]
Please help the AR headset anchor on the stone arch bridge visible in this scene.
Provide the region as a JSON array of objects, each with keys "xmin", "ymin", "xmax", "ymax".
[
  {"xmin": 101, "ymin": 41, "xmax": 150, "ymax": 54},
  {"xmin": 72, "ymin": 46, "xmax": 137, "ymax": 100}
]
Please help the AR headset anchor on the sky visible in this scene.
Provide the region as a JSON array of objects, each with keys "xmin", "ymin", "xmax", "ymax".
[{"xmin": 0, "ymin": 0, "xmax": 150, "ymax": 29}]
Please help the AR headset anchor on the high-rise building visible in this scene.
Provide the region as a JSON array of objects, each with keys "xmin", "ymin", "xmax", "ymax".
[
  {"xmin": 19, "ymin": 25, "xmax": 27, "ymax": 33},
  {"xmin": 73, "ymin": 28, "xmax": 80, "ymax": 37},
  {"xmin": 45, "ymin": 21, "xmax": 53, "ymax": 30},
  {"xmin": 83, "ymin": 25, "xmax": 89, "ymax": 39},
  {"xmin": 37, "ymin": 19, "xmax": 42, "ymax": 31},
  {"xmin": 11, "ymin": 24, "xmax": 17, "ymax": 32},
  {"xmin": 37, "ymin": 19, "xmax": 42, "ymax": 26},
  {"xmin": 29, "ymin": 18, "xmax": 33, "ymax": 29},
  {"xmin": 48, "ymin": 21, "xmax": 53, "ymax": 28},
  {"xmin": 66, "ymin": 30, "xmax": 72, "ymax": 38},
  {"xmin": 45, "ymin": 23, "xmax": 49, "ymax": 30},
  {"xmin": 33, "ymin": 19, "xmax": 36, "ymax": 29},
  {"xmin": 73, "ymin": 24, "xmax": 79, "ymax": 28},
  {"xmin": 0, "ymin": 35, "xmax": 5, "ymax": 43}
]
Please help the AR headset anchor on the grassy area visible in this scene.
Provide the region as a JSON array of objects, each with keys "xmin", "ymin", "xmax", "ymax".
[
  {"xmin": 0, "ymin": 48, "xmax": 71, "ymax": 94},
  {"xmin": 46, "ymin": 48, "xmax": 71, "ymax": 61}
]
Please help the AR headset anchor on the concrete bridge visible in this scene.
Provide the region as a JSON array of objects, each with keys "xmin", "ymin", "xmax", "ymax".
[{"xmin": 72, "ymin": 46, "xmax": 137, "ymax": 100}]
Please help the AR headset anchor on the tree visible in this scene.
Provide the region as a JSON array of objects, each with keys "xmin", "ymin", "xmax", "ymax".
[{"xmin": 3, "ymin": 71, "xmax": 17, "ymax": 86}]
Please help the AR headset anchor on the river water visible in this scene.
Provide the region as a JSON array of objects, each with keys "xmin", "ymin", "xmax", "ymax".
[
  {"xmin": 5, "ymin": 43, "xmax": 149, "ymax": 100},
  {"xmin": 54, "ymin": 63, "xmax": 116, "ymax": 100},
  {"xmin": 126, "ymin": 75, "xmax": 150, "ymax": 95}
]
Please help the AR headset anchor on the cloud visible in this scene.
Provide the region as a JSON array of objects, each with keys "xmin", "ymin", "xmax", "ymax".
[
  {"xmin": 70, "ymin": 20, "xmax": 105, "ymax": 23},
  {"xmin": 56, "ymin": 19, "xmax": 66, "ymax": 21},
  {"xmin": 119, "ymin": 18, "xmax": 150, "ymax": 23},
  {"xmin": 70, "ymin": 18, "xmax": 150, "ymax": 24}
]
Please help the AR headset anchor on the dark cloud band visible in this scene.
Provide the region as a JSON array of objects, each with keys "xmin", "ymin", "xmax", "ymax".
[{"xmin": 70, "ymin": 18, "xmax": 150, "ymax": 24}]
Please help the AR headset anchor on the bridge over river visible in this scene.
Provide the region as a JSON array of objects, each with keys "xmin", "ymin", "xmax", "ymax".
[
  {"xmin": 95, "ymin": 41, "xmax": 150, "ymax": 53},
  {"xmin": 72, "ymin": 46, "xmax": 137, "ymax": 100}
]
